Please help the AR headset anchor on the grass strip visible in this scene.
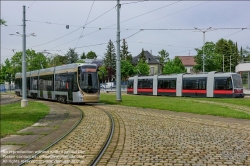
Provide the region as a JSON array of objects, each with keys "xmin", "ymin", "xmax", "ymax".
[
  {"xmin": 0, "ymin": 102, "xmax": 50, "ymax": 138},
  {"xmin": 194, "ymin": 97, "xmax": 250, "ymax": 107},
  {"xmin": 100, "ymin": 94, "xmax": 250, "ymax": 119}
]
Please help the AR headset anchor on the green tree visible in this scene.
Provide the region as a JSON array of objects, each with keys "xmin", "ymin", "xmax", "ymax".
[
  {"xmin": 163, "ymin": 57, "xmax": 186, "ymax": 74},
  {"xmin": 214, "ymin": 39, "xmax": 230, "ymax": 72},
  {"xmin": 242, "ymin": 46, "xmax": 250, "ymax": 62},
  {"xmin": 120, "ymin": 39, "xmax": 132, "ymax": 61},
  {"xmin": 66, "ymin": 48, "xmax": 79, "ymax": 64},
  {"xmin": 52, "ymin": 54, "xmax": 68, "ymax": 66},
  {"xmin": 139, "ymin": 48, "xmax": 146, "ymax": 62},
  {"xmin": 98, "ymin": 65, "xmax": 108, "ymax": 82},
  {"xmin": 76, "ymin": 59, "xmax": 85, "ymax": 63},
  {"xmin": 126, "ymin": 54, "xmax": 133, "ymax": 63},
  {"xmin": 9, "ymin": 49, "xmax": 48, "ymax": 73},
  {"xmin": 1, "ymin": 59, "xmax": 13, "ymax": 84},
  {"xmin": 214, "ymin": 38, "xmax": 240, "ymax": 72},
  {"xmin": 86, "ymin": 51, "xmax": 97, "ymax": 59},
  {"xmin": 121, "ymin": 60, "xmax": 135, "ymax": 80},
  {"xmin": 158, "ymin": 49, "xmax": 169, "ymax": 72},
  {"xmin": 194, "ymin": 42, "xmax": 222, "ymax": 72},
  {"xmin": 26, "ymin": 50, "xmax": 48, "ymax": 70},
  {"xmin": 103, "ymin": 40, "xmax": 116, "ymax": 81},
  {"xmin": 228, "ymin": 40, "xmax": 240, "ymax": 72},
  {"xmin": 10, "ymin": 52, "xmax": 22, "ymax": 74},
  {"xmin": 240, "ymin": 46, "xmax": 244, "ymax": 62},
  {"xmin": 135, "ymin": 59, "xmax": 150, "ymax": 75},
  {"xmin": 80, "ymin": 52, "xmax": 86, "ymax": 59},
  {"xmin": 158, "ymin": 49, "xmax": 169, "ymax": 64},
  {"xmin": 0, "ymin": 19, "xmax": 7, "ymax": 26},
  {"xmin": 46, "ymin": 54, "xmax": 56, "ymax": 67},
  {"xmin": 0, "ymin": 66, "xmax": 4, "ymax": 83}
]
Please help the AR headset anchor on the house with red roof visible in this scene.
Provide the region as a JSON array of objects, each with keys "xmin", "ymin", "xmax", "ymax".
[{"xmin": 176, "ymin": 56, "xmax": 196, "ymax": 73}]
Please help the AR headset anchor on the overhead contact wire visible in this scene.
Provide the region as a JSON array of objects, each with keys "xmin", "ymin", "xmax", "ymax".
[{"xmin": 74, "ymin": 0, "xmax": 95, "ymax": 49}]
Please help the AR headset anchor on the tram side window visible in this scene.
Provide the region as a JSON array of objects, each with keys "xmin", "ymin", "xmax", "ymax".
[
  {"xmin": 127, "ymin": 80, "xmax": 134, "ymax": 88},
  {"xmin": 55, "ymin": 74, "xmax": 67, "ymax": 91},
  {"xmin": 27, "ymin": 77, "xmax": 31, "ymax": 90},
  {"xmin": 39, "ymin": 76, "xmax": 44, "ymax": 90},
  {"xmin": 183, "ymin": 78, "xmax": 206, "ymax": 90},
  {"xmin": 232, "ymin": 74, "xmax": 243, "ymax": 88},
  {"xmin": 67, "ymin": 73, "xmax": 74, "ymax": 91},
  {"xmin": 42, "ymin": 76, "xmax": 47, "ymax": 90},
  {"xmin": 214, "ymin": 77, "xmax": 232, "ymax": 90},
  {"xmin": 44, "ymin": 75, "xmax": 53, "ymax": 91},
  {"xmin": 198, "ymin": 79, "xmax": 206, "ymax": 89},
  {"xmin": 15, "ymin": 78, "xmax": 21, "ymax": 89},
  {"xmin": 73, "ymin": 72, "xmax": 78, "ymax": 91},
  {"xmin": 31, "ymin": 76, "xmax": 38, "ymax": 90},
  {"xmin": 138, "ymin": 79, "xmax": 153, "ymax": 89},
  {"xmin": 158, "ymin": 79, "xmax": 176, "ymax": 89}
]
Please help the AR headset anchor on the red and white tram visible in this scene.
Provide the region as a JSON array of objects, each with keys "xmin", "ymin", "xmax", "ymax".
[{"xmin": 127, "ymin": 72, "xmax": 244, "ymax": 98}]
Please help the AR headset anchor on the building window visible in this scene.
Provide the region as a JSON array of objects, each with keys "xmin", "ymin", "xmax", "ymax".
[{"xmin": 150, "ymin": 67, "xmax": 154, "ymax": 75}]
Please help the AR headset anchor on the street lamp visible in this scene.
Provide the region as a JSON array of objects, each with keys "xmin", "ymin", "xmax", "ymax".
[
  {"xmin": 9, "ymin": 30, "xmax": 36, "ymax": 106},
  {"xmin": 194, "ymin": 27, "xmax": 212, "ymax": 73},
  {"xmin": 9, "ymin": 32, "xmax": 36, "ymax": 37},
  {"xmin": 9, "ymin": 6, "xmax": 36, "ymax": 107}
]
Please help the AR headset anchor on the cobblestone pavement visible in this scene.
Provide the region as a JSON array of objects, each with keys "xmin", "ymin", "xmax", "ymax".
[
  {"xmin": 97, "ymin": 105, "xmax": 250, "ymax": 166},
  {"xmin": 24, "ymin": 106, "xmax": 110, "ymax": 166},
  {"xmin": 18, "ymin": 104, "xmax": 250, "ymax": 166}
]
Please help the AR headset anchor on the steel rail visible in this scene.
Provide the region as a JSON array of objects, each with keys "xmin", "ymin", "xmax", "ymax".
[
  {"xmin": 17, "ymin": 105, "xmax": 83, "ymax": 166},
  {"xmin": 89, "ymin": 106, "xmax": 115, "ymax": 166}
]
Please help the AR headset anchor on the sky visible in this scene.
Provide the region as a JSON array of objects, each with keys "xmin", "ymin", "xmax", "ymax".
[{"xmin": 1, "ymin": 1, "xmax": 250, "ymax": 64}]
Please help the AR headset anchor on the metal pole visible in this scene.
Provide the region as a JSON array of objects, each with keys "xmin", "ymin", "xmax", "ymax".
[
  {"xmin": 203, "ymin": 32, "xmax": 205, "ymax": 73},
  {"xmin": 230, "ymin": 55, "xmax": 231, "ymax": 73},
  {"xmin": 10, "ymin": 74, "xmax": 11, "ymax": 92},
  {"xmin": 21, "ymin": 5, "xmax": 28, "ymax": 107},
  {"xmin": 116, "ymin": 0, "xmax": 121, "ymax": 102},
  {"xmin": 223, "ymin": 55, "xmax": 224, "ymax": 72},
  {"xmin": 248, "ymin": 72, "xmax": 250, "ymax": 89}
]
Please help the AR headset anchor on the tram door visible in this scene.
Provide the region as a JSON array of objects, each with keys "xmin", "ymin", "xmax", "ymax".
[{"xmin": 67, "ymin": 73, "xmax": 74, "ymax": 101}]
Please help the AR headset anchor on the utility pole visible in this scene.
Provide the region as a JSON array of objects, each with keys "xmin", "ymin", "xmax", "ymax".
[
  {"xmin": 230, "ymin": 55, "xmax": 231, "ymax": 73},
  {"xmin": 21, "ymin": 5, "xmax": 28, "ymax": 107},
  {"xmin": 116, "ymin": 0, "xmax": 122, "ymax": 102},
  {"xmin": 203, "ymin": 31, "xmax": 205, "ymax": 72},
  {"xmin": 194, "ymin": 27, "xmax": 212, "ymax": 73},
  {"xmin": 223, "ymin": 55, "xmax": 224, "ymax": 72}
]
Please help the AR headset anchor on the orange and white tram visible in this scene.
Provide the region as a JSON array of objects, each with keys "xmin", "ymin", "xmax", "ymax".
[{"xmin": 15, "ymin": 63, "xmax": 100, "ymax": 103}]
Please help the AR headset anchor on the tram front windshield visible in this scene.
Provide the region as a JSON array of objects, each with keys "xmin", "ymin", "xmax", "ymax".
[
  {"xmin": 79, "ymin": 67, "xmax": 98, "ymax": 93},
  {"xmin": 232, "ymin": 74, "xmax": 243, "ymax": 88}
]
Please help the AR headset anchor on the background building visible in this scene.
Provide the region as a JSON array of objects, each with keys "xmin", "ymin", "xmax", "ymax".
[
  {"xmin": 235, "ymin": 62, "xmax": 250, "ymax": 89},
  {"xmin": 132, "ymin": 50, "xmax": 162, "ymax": 75},
  {"xmin": 176, "ymin": 56, "xmax": 196, "ymax": 73}
]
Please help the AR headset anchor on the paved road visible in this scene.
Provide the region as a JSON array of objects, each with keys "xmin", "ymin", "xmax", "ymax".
[
  {"xmin": 22, "ymin": 106, "xmax": 111, "ymax": 166},
  {"xmin": 22, "ymin": 104, "xmax": 250, "ymax": 166},
  {"xmin": 98, "ymin": 105, "xmax": 250, "ymax": 166}
]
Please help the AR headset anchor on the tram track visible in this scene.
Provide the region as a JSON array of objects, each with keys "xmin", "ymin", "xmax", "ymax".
[
  {"xmin": 15, "ymin": 103, "xmax": 115, "ymax": 166},
  {"xmin": 88, "ymin": 106, "xmax": 115, "ymax": 166},
  {"xmin": 98, "ymin": 109, "xmax": 126, "ymax": 165},
  {"xmin": 17, "ymin": 104, "xmax": 84, "ymax": 166}
]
